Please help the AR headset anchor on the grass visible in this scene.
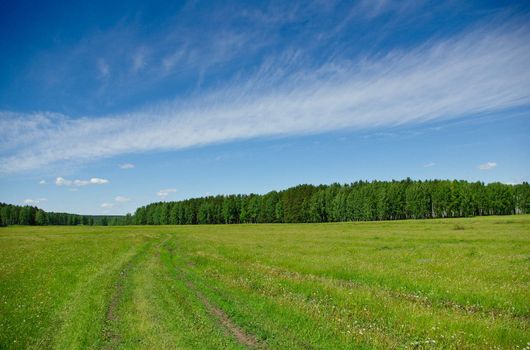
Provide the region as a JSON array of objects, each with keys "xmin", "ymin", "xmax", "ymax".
[{"xmin": 0, "ymin": 215, "xmax": 529, "ymax": 349}]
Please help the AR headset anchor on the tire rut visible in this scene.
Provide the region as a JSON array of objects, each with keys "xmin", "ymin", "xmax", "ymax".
[
  {"xmin": 102, "ymin": 258, "xmax": 133, "ymax": 349},
  {"xmin": 166, "ymin": 245, "xmax": 266, "ymax": 349},
  {"xmin": 194, "ymin": 285, "xmax": 263, "ymax": 349},
  {"xmin": 101, "ymin": 235, "xmax": 165, "ymax": 350}
]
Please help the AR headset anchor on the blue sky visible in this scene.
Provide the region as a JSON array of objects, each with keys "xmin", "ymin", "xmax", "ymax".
[{"xmin": 0, "ymin": 0, "xmax": 529, "ymax": 215}]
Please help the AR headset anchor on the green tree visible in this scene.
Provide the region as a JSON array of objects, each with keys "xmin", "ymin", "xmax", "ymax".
[{"xmin": 35, "ymin": 210, "xmax": 48, "ymax": 225}]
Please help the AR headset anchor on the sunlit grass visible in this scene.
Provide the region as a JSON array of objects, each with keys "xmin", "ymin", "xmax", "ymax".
[{"xmin": 0, "ymin": 216, "xmax": 528, "ymax": 349}]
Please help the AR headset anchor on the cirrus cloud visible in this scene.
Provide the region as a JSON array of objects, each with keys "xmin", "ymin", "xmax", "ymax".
[
  {"xmin": 1, "ymin": 24, "xmax": 529, "ymax": 174},
  {"xmin": 23, "ymin": 198, "xmax": 47, "ymax": 205},
  {"xmin": 478, "ymin": 162, "xmax": 497, "ymax": 170},
  {"xmin": 157, "ymin": 188, "xmax": 176, "ymax": 198},
  {"xmin": 119, "ymin": 163, "xmax": 135, "ymax": 169},
  {"xmin": 55, "ymin": 176, "xmax": 109, "ymax": 186},
  {"xmin": 114, "ymin": 195, "xmax": 131, "ymax": 202}
]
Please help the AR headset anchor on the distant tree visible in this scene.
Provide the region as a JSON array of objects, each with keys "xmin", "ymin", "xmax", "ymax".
[
  {"xmin": 222, "ymin": 195, "xmax": 240, "ymax": 224},
  {"xmin": 18, "ymin": 206, "xmax": 33, "ymax": 225},
  {"xmin": 514, "ymin": 182, "xmax": 530, "ymax": 214},
  {"xmin": 35, "ymin": 210, "xmax": 47, "ymax": 225}
]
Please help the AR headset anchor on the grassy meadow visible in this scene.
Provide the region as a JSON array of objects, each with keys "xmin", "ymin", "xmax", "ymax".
[{"xmin": 0, "ymin": 215, "xmax": 529, "ymax": 349}]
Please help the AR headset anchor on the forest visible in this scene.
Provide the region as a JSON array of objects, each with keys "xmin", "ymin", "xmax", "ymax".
[
  {"xmin": 0, "ymin": 204, "xmax": 131, "ymax": 227},
  {"xmin": 1, "ymin": 179, "xmax": 529, "ymax": 226}
]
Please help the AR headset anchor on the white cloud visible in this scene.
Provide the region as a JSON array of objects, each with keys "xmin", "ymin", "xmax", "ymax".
[
  {"xmin": 39, "ymin": 179, "xmax": 46, "ymax": 184},
  {"xmin": 23, "ymin": 198, "xmax": 47, "ymax": 205},
  {"xmin": 119, "ymin": 163, "xmax": 135, "ymax": 169},
  {"xmin": 479, "ymin": 162, "xmax": 497, "ymax": 170},
  {"xmin": 73, "ymin": 179, "xmax": 90, "ymax": 186},
  {"xmin": 1, "ymin": 25, "xmax": 529, "ymax": 173},
  {"xmin": 55, "ymin": 176, "xmax": 109, "ymax": 186},
  {"xmin": 99, "ymin": 195, "xmax": 131, "ymax": 210},
  {"xmin": 55, "ymin": 177, "xmax": 71, "ymax": 186},
  {"xmin": 114, "ymin": 195, "xmax": 131, "ymax": 202},
  {"xmin": 423, "ymin": 162, "xmax": 436, "ymax": 168},
  {"xmin": 162, "ymin": 48, "xmax": 186, "ymax": 71},
  {"xmin": 90, "ymin": 177, "xmax": 109, "ymax": 185},
  {"xmin": 157, "ymin": 188, "xmax": 176, "ymax": 198}
]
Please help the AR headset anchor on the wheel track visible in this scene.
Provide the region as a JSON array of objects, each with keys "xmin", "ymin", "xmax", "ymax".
[
  {"xmin": 165, "ymin": 243, "xmax": 267, "ymax": 349},
  {"xmin": 101, "ymin": 234, "xmax": 167, "ymax": 349}
]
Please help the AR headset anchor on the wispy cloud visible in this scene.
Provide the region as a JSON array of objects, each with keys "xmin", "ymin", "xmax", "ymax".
[
  {"xmin": 423, "ymin": 162, "xmax": 436, "ymax": 168},
  {"xmin": 352, "ymin": 0, "xmax": 412, "ymax": 19},
  {"xmin": 23, "ymin": 198, "xmax": 48, "ymax": 205},
  {"xmin": 131, "ymin": 48, "xmax": 148, "ymax": 73},
  {"xmin": 157, "ymin": 188, "xmax": 176, "ymax": 198},
  {"xmin": 119, "ymin": 163, "xmax": 135, "ymax": 169},
  {"xmin": 101, "ymin": 195, "xmax": 131, "ymax": 210},
  {"xmin": 1, "ymin": 24, "xmax": 529, "ymax": 173},
  {"xmin": 55, "ymin": 177, "xmax": 109, "ymax": 186},
  {"xmin": 24, "ymin": 198, "xmax": 47, "ymax": 205},
  {"xmin": 478, "ymin": 162, "xmax": 497, "ymax": 170},
  {"xmin": 39, "ymin": 179, "xmax": 46, "ymax": 184},
  {"xmin": 114, "ymin": 196, "xmax": 131, "ymax": 202},
  {"xmin": 97, "ymin": 59, "xmax": 110, "ymax": 79}
]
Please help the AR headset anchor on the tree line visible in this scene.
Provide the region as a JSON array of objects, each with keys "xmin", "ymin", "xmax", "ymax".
[
  {"xmin": 1, "ymin": 179, "xmax": 529, "ymax": 227},
  {"xmin": 0, "ymin": 203, "xmax": 132, "ymax": 227},
  {"xmin": 134, "ymin": 179, "xmax": 529, "ymax": 225}
]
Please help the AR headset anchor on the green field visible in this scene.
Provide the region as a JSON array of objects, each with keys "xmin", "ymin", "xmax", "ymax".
[{"xmin": 0, "ymin": 216, "xmax": 529, "ymax": 349}]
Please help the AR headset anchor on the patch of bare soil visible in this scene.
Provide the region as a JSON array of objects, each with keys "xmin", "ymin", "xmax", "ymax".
[
  {"xmin": 102, "ymin": 262, "xmax": 132, "ymax": 349},
  {"xmin": 166, "ymin": 246, "xmax": 265, "ymax": 348},
  {"xmin": 184, "ymin": 271, "xmax": 264, "ymax": 348},
  {"xmin": 198, "ymin": 289, "xmax": 261, "ymax": 348}
]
